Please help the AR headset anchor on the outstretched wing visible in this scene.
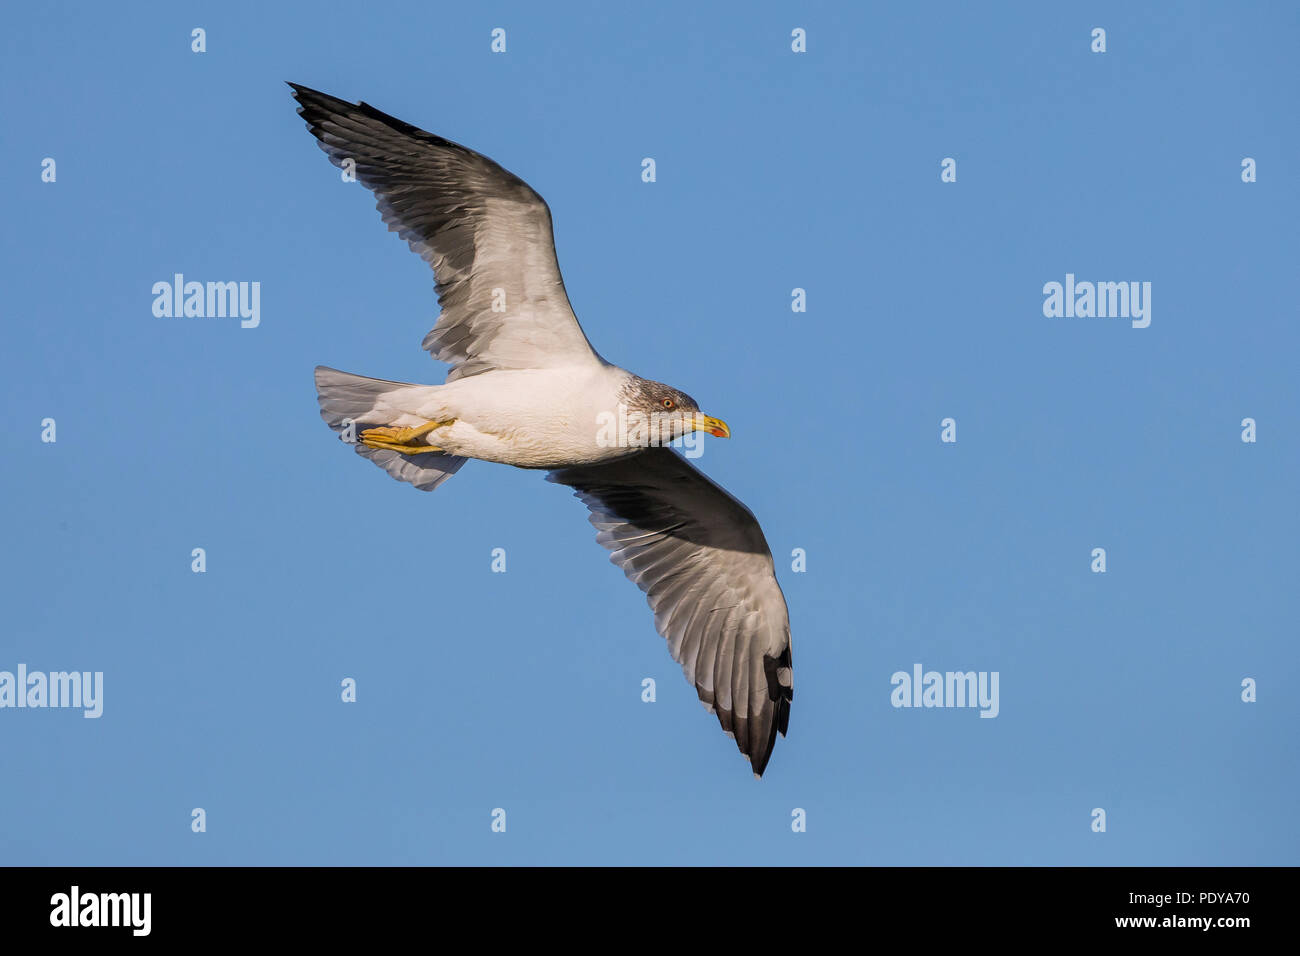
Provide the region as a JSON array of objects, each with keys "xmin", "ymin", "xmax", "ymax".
[
  {"xmin": 547, "ymin": 449, "xmax": 793, "ymax": 776},
  {"xmin": 290, "ymin": 83, "xmax": 603, "ymax": 381}
]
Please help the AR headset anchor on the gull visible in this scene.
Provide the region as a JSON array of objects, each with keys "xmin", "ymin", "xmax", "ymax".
[{"xmin": 290, "ymin": 84, "xmax": 793, "ymax": 776}]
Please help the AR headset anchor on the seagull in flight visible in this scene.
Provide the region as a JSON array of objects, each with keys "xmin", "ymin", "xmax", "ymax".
[{"xmin": 290, "ymin": 84, "xmax": 793, "ymax": 776}]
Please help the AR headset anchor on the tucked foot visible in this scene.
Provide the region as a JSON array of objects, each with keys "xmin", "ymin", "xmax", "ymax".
[{"xmin": 359, "ymin": 419, "xmax": 454, "ymax": 455}]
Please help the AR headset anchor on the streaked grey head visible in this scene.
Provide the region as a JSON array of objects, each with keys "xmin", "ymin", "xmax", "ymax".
[
  {"xmin": 623, "ymin": 375, "xmax": 701, "ymax": 419},
  {"xmin": 620, "ymin": 375, "xmax": 730, "ymax": 441}
]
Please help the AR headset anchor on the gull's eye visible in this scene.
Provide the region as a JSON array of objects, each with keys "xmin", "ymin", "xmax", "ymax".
[{"xmin": 662, "ymin": 398, "xmax": 675, "ymax": 410}]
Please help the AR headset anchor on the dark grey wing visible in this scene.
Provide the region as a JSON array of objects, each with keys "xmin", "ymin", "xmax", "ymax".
[
  {"xmin": 289, "ymin": 83, "xmax": 602, "ymax": 380},
  {"xmin": 547, "ymin": 449, "xmax": 793, "ymax": 776}
]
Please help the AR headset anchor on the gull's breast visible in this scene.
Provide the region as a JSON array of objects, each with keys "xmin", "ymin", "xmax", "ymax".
[{"xmin": 434, "ymin": 365, "xmax": 632, "ymax": 469}]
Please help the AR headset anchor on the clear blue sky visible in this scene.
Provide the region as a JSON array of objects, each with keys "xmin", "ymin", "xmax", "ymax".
[{"xmin": 2, "ymin": 0, "xmax": 1296, "ymax": 865}]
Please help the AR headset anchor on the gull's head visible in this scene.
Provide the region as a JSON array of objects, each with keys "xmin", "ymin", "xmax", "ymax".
[{"xmin": 626, "ymin": 376, "xmax": 730, "ymax": 440}]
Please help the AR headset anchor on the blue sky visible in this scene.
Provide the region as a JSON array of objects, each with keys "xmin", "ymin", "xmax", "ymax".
[{"xmin": 1, "ymin": 0, "xmax": 1296, "ymax": 865}]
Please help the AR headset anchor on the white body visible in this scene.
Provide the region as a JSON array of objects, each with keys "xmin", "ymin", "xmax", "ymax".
[{"xmin": 368, "ymin": 364, "xmax": 634, "ymax": 469}]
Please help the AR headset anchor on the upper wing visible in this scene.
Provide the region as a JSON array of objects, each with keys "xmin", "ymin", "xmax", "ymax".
[
  {"xmin": 547, "ymin": 449, "xmax": 793, "ymax": 776},
  {"xmin": 290, "ymin": 83, "xmax": 603, "ymax": 381}
]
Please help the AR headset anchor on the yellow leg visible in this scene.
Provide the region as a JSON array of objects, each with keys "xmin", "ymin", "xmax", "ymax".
[
  {"xmin": 360, "ymin": 419, "xmax": 455, "ymax": 455},
  {"xmin": 363, "ymin": 439, "xmax": 445, "ymax": 455}
]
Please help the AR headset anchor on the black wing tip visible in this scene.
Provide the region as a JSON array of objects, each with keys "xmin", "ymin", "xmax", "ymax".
[
  {"xmin": 287, "ymin": 81, "xmax": 376, "ymax": 125},
  {"xmin": 747, "ymin": 646, "xmax": 793, "ymax": 777},
  {"xmin": 286, "ymin": 82, "xmax": 489, "ymax": 173},
  {"xmin": 287, "ymin": 81, "xmax": 346, "ymax": 111},
  {"xmin": 747, "ymin": 707, "xmax": 788, "ymax": 778},
  {"xmin": 287, "ymin": 82, "xmax": 359, "ymax": 136}
]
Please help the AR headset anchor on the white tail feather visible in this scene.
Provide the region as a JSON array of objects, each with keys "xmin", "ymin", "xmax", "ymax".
[{"xmin": 314, "ymin": 366, "xmax": 467, "ymax": 492}]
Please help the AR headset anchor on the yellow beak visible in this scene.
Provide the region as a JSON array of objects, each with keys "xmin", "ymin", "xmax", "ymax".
[{"xmin": 692, "ymin": 414, "xmax": 731, "ymax": 439}]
